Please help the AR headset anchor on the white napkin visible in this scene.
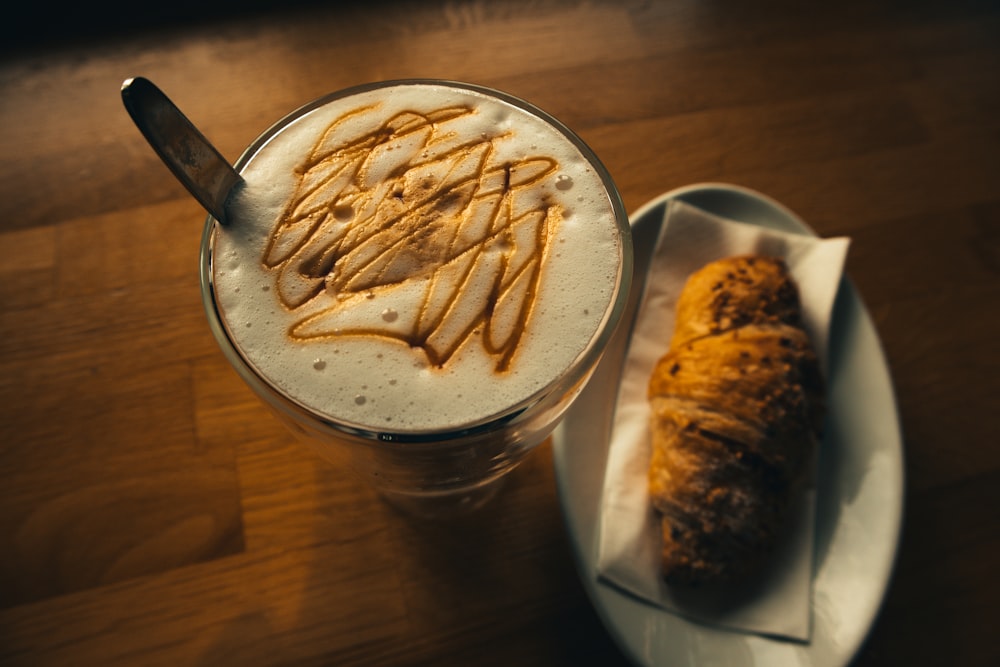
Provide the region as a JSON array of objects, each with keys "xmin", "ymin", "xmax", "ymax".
[{"xmin": 596, "ymin": 198, "xmax": 850, "ymax": 641}]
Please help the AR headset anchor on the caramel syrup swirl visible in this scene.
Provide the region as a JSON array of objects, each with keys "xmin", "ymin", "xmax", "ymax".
[{"xmin": 262, "ymin": 103, "xmax": 562, "ymax": 372}]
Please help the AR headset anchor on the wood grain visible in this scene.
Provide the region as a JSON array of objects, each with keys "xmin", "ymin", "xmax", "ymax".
[{"xmin": 1, "ymin": 0, "xmax": 998, "ymax": 665}]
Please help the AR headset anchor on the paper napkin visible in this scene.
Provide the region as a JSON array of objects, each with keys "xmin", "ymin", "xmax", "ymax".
[{"xmin": 595, "ymin": 198, "xmax": 850, "ymax": 641}]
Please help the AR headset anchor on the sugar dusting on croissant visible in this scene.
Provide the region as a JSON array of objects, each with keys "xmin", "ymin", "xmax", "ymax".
[{"xmin": 648, "ymin": 255, "xmax": 824, "ymax": 585}]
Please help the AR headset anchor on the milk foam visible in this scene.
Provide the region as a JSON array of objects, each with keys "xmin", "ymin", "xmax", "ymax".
[{"xmin": 213, "ymin": 82, "xmax": 623, "ymax": 432}]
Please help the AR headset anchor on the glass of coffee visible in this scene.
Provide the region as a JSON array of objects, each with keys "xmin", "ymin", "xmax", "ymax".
[{"xmin": 200, "ymin": 80, "xmax": 632, "ymax": 518}]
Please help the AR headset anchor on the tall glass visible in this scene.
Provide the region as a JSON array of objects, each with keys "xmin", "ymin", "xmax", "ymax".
[{"xmin": 200, "ymin": 80, "xmax": 632, "ymax": 518}]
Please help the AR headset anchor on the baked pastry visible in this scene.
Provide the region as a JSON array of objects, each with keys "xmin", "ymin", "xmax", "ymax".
[{"xmin": 647, "ymin": 255, "xmax": 824, "ymax": 585}]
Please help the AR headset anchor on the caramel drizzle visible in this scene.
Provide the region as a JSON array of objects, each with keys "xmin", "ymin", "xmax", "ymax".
[{"xmin": 263, "ymin": 102, "xmax": 561, "ymax": 371}]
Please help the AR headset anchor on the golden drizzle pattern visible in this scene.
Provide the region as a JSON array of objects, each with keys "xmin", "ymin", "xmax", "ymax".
[{"xmin": 263, "ymin": 103, "xmax": 562, "ymax": 371}]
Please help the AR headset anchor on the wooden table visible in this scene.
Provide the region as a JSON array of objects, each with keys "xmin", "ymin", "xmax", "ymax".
[{"xmin": 2, "ymin": 1, "xmax": 997, "ymax": 664}]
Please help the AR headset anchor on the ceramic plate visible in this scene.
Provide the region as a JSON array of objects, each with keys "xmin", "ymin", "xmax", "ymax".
[{"xmin": 552, "ymin": 183, "xmax": 904, "ymax": 666}]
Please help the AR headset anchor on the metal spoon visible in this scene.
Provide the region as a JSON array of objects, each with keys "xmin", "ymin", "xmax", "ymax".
[{"xmin": 121, "ymin": 76, "xmax": 242, "ymax": 225}]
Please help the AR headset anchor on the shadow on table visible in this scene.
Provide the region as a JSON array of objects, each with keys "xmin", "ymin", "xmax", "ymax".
[{"xmin": 0, "ymin": 0, "xmax": 365, "ymax": 57}]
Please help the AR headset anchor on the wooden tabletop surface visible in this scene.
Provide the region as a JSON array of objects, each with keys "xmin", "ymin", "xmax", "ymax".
[{"xmin": 2, "ymin": 1, "xmax": 998, "ymax": 665}]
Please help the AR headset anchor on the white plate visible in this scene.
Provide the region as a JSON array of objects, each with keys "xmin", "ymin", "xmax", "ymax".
[{"xmin": 553, "ymin": 183, "xmax": 904, "ymax": 666}]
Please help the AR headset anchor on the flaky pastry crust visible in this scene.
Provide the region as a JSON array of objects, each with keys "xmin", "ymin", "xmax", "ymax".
[{"xmin": 648, "ymin": 255, "xmax": 823, "ymax": 585}]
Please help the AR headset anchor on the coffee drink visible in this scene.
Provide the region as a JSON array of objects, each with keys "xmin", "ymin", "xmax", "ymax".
[{"xmin": 209, "ymin": 81, "xmax": 626, "ymax": 434}]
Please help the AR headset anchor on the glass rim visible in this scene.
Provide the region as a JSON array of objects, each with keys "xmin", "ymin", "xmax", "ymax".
[{"xmin": 199, "ymin": 78, "xmax": 634, "ymax": 444}]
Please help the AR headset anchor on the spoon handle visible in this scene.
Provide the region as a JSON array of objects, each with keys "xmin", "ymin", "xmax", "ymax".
[{"xmin": 121, "ymin": 77, "xmax": 242, "ymax": 225}]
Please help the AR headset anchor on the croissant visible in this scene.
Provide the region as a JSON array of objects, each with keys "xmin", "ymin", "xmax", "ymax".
[{"xmin": 647, "ymin": 255, "xmax": 824, "ymax": 585}]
